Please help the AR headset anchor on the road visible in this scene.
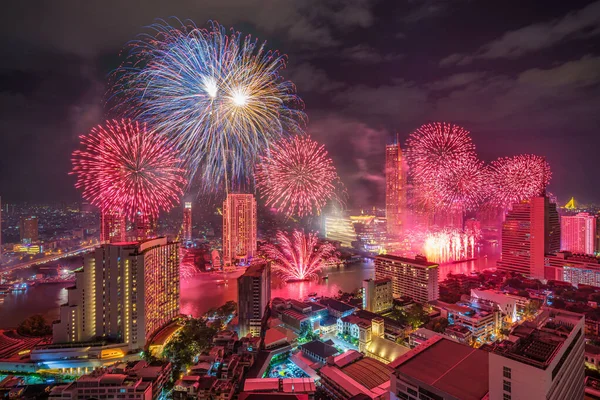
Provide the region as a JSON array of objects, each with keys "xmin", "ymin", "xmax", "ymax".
[{"xmin": 0, "ymin": 245, "xmax": 98, "ymax": 273}]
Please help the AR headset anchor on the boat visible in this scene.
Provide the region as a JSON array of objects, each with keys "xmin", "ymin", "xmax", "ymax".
[
  {"xmin": 322, "ymin": 275, "xmax": 329, "ymax": 280},
  {"xmin": 308, "ymin": 292, "xmax": 317, "ymax": 297}
]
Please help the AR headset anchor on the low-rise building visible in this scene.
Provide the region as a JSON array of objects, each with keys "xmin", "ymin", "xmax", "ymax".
[
  {"xmin": 300, "ymin": 340, "xmax": 339, "ymax": 364},
  {"xmin": 319, "ymin": 298, "xmax": 356, "ymax": 319},
  {"xmin": 362, "ymin": 278, "xmax": 393, "ymax": 313},
  {"xmin": 318, "ymin": 350, "xmax": 391, "ymax": 400},
  {"xmin": 471, "ymin": 288, "xmax": 529, "ymax": 323},
  {"xmin": 241, "ymin": 378, "xmax": 316, "ymax": 400}
]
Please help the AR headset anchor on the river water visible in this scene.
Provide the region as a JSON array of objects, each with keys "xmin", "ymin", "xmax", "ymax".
[{"xmin": 0, "ymin": 245, "xmax": 499, "ymax": 328}]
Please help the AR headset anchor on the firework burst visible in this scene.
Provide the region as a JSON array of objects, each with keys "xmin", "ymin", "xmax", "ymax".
[
  {"xmin": 486, "ymin": 155, "xmax": 552, "ymax": 208},
  {"xmin": 406, "ymin": 122, "xmax": 477, "ymax": 182},
  {"xmin": 110, "ymin": 20, "xmax": 305, "ymax": 191},
  {"xmin": 71, "ymin": 119, "xmax": 187, "ymax": 219},
  {"xmin": 261, "ymin": 230, "xmax": 340, "ymax": 281},
  {"xmin": 256, "ymin": 136, "xmax": 340, "ymax": 217}
]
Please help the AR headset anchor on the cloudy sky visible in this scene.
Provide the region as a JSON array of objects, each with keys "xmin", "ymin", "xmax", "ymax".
[{"xmin": 1, "ymin": 0, "xmax": 599, "ymax": 207}]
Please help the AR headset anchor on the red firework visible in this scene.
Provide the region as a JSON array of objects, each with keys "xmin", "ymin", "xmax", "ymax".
[
  {"xmin": 487, "ymin": 155, "xmax": 552, "ymax": 208},
  {"xmin": 71, "ymin": 119, "xmax": 187, "ymax": 219},
  {"xmin": 406, "ymin": 122, "xmax": 477, "ymax": 182},
  {"xmin": 255, "ymin": 136, "xmax": 339, "ymax": 217},
  {"xmin": 260, "ymin": 230, "xmax": 340, "ymax": 281}
]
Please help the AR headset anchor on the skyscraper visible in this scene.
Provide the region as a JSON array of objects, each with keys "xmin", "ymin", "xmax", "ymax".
[
  {"xmin": 53, "ymin": 237, "xmax": 180, "ymax": 351},
  {"xmin": 101, "ymin": 210, "xmax": 126, "ymax": 243},
  {"xmin": 133, "ymin": 212, "xmax": 156, "ymax": 241},
  {"xmin": 497, "ymin": 196, "xmax": 560, "ymax": 279},
  {"xmin": 183, "ymin": 202, "xmax": 192, "ymax": 242},
  {"xmin": 561, "ymin": 212, "xmax": 596, "ymax": 255},
  {"xmin": 237, "ymin": 262, "xmax": 271, "ymax": 338},
  {"xmin": 19, "ymin": 215, "xmax": 38, "ymax": 243},
  {"xmin": 385, "ymin": 137, "xmax": 407, "ymax": 237},
  {"xmin": 223, "ymin": 194, "xmax": 257, "ymax": 266}
]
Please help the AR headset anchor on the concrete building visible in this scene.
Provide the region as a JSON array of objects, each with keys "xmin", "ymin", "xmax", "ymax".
[
  {"xmin": 362, "ymin": 278, "xmax": 393, "ymax": 313},
  {"xmin": 497, "ymin": 196, "xmax": 560, "ymax": 279},
  {"xmin": 53, "ymin": 238, "xmax": 179, "ymax": 351},
  {"xmin": 561, "ymin": 212, "xmax": 596, "ymax": 255},
  {"xmin": 390, "ymin": 336, "xmax": 490, "ymax": 400},
  {"xmin": 323, "ymin": 213, "xmax": 357, "ymax": 248},
  {"xmin": 237, "ymin": 262, "xmax": 271, "ymax": 338},
  {"xmin": 471, "ymin": 288, "xmax": 529, "ymax": 324},
  {"xmin": 374, "ymin": 255, "xmax": 439, "ymax": 303},
  {"xmin": 241, "ymin": 378, "xmax": 315, "ymax": 400},
  {"xmin": 385, "ymin": 138, "xmax": 407, "ymax": 238},
  {"xmin": 488, "ymin": 308, "xmax": 584, "ymax": 400},
  {"xmin": 100, "ymin": 210, "xmax": 126, "ymax": 243},
  {"xmin": 19, "ymin": 215, "xmax": 38, "ymax": 243},
  {"xmin": 223, "ymin": 194, "xmax": 257, "ymax": 265},
  {"xmin": 182, "ymin": 202, "xmax": 192, "ymax": 242},
  {"xmin": 545, "ymin": 251, "xmax": 600, "ymax": 287},
  {"xmin": 318, "ymin": 350, "xmax": 392, "ymax": 400},
  {"xmin": 300, "ymin": 340, "xmax": 339, "ymax": 363}
]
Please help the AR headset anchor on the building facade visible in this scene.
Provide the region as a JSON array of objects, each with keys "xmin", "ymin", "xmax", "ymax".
[
  {"xmin": 182, "ymin": 202, "xmax": 192, "ymax": 242},
  {"xmin": 362, "ymin": 278, "xmax": 393, "ymax": 313},
  {"xmin": 561, "ymin": 212, "xmax": 596, "ymax": 255},
  {"xmin": 20, "ymin": 215, "xmax": 38, "ymax": 243},
  {"xmin": 544, "ymin": 251, "xmax": 600, "ymax": 287},
  {"xmin": 497, "ymin": 196, "xmax": 560, "ymax": 279},
  {"xmin": 375, "ymin": 255, "xmax": 439, "ymax": 303},
  {"xmin": 101, "ymin": 210, "xmax": 126, "ymax": 243},
  {"xmin": 385, "ymin": 139, "xmax": 407, "ymax": 238},
  {"xmin": 223, "ymin": 194, "xmax": 257, "ymax": 266},
  {"xmin": 237, "ymin": 262, "xmax": 271, "ymax": 338},
  {"xmin": 488, "ymin": 308, "xmax": 584, "ymax": 400},
  {"xmin": 53, "ymin": 238, "xmax": 180, "ymax": 351}
]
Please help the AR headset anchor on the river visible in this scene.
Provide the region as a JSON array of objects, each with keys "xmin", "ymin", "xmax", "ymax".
[{"xmin": 0, "ymin": 245, "xmax": 499, "ymax": 328}]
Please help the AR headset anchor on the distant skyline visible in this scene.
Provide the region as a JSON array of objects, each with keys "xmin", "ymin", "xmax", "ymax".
[{"xmin": 1, "ymin": 0, "xmax": 599, "ymax": 206}]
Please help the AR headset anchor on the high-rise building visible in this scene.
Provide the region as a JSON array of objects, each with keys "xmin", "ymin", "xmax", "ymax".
[
  {"xmin": 101, "ymin": 210, "xmax": 126, "ymax": 243},
  {"xmin": 237, "ymin": 262, "xmax": 271, "ymax": 338},
  {"xmin": 497, "ymin": 196, "xmax": 560, "ymax": 279},
  {"xmin": 362, "ymin": 278, "xmax": 393, "ymax": 313},
  {"xmin": 374, "ymin": 255, "xmax": 439, "ymax": 303},
  {"xmin": 19, "ymin": 215, "xmax": 38, "ymax": 243},
  {"xmin": 545, "ymin": 251, "xmax": 600, "ymax": 286},
  {"xmin": 323, "ymin": 213, "xmax": 357, "ymax": 248},
  {"xmin": 133, "ymin": 212, "xmax": 156, "ymax": 241},
  {"xmin": 223, "ymin": 194, "xmax": 257, "ymax": 266},
  {"xmin": 385, "ymin": 138, "xmax": 407, "ymax": 237},
  {"xmin": 561, "ymin": 212, "xmax": 596, "ymax": 255},
  {"xmin": 488, "ymin": 308, "xmax": 584, "ymax": 400},
  {"xmin": 53, "ymin": 238, "xmax": 180, "ymax": 351},
  {"xmin": 183, "ymin": 202, "xmax": 192, "ymax": 242}
]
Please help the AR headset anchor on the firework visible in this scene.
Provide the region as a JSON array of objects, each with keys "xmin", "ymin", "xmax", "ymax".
[
  {"xmin": 261, "ymin": 230, "xmax": 340, "ymax": 281},
  {"xmin": 71, "ymin": 119, "xmax": 187, "ymax": 219},
  {"xmin": 406, "ymin": 122, "xmax": 477, "ymax": 182},
  {"xmin": 487, "ymin": 155, "xmax": 551, "ymax": 208},
  {"xmin": 110, "ymin": 20, "xmax": 305, "ymax": 191},
  {"xmin": 423, "ymin": 228, "xmax": 478, "ymax": 264},
  {"xmin": 255, "ymin": 136, "xmax": 339, "ymax": 217}
]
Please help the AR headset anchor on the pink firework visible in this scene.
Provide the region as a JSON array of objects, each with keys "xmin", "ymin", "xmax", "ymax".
[
  {"xmin": 422, "ymin": 158, "xmax": 487, "ymax": 212},
  {"xmin": 487, "ymin": 155, "xmax": 552, "ymax": 208},
  {"xmin": 423, "ymin": 228, "xmax": 478, "ymax": 264},
  {"xmin": 260, "ymin": 230, "xmax": 340, "ymax": 281},
  {"xmin": 406, "ymin": 122, "xmax": 477, "ymax": 182},
  {"xmin": 71, "ymin": 119, "xmax": 187, "ymax": 219},
  {"xmin": 255, "ymin": 136, "xmax": 339, "ymax": 217}
]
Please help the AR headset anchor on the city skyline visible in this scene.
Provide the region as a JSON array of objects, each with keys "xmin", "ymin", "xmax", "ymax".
[{"xmin": 2, "ymin": 1, "xmax": 600, "ymax": 206}]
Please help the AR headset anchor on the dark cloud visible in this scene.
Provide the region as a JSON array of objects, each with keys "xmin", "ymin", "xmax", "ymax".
[{"xmin": 441, "ymin": 0, "xmax": 600, "ymax": 65}]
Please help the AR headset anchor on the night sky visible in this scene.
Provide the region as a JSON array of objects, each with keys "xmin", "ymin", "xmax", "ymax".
[{"xmin": 1, "ymin": 0, "xmax": 599, "ymax": 207}]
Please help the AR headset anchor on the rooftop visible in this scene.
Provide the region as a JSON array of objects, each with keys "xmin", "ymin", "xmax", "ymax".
[
  {"xmin": 300, "ymin": 340, "xmax": 339, "ymax": 359},
  {"xmin": 391, "ymin": 336, "xmax": 489, "ymax": 400},
  {"xmin": 319, "ymin": 298, "xmax": 356, "ymax": 313},
  {"xmin": 241, "ymin": 262, "xmax": 269, "ymax": 278},
  {"xmin": 280, "ymin": 308, "xmax": 310, "ymax": 322},
  {"xmin": 375, "ymin": 254, "xmax": 438, "ymax": 268},
  {"xmin": 365, "ymin": 336, "xmax": 410, "ymax": 363}
]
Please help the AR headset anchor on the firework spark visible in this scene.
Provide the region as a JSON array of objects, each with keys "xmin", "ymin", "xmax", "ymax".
[
  {"xmin": 423, "ymin": 229, "xmax": 478, "ymax": 264},
  {"xmin": 487, "ymin": 155, "xmax": 552, "ymax": 208},
  {"xmin": 71, "ymin": 119, "xmax": 187, "ymax": 219},
  {"xmin": 261, "ymin": 230, "xmax": 340, "ymax": 281},
  {"xmin": 256, "ymin": 136, "xmax": 339, "ymax": 217},
  {"xmin": 406, "ymin": 122, "xmax": 477, "ymax": 182},
  {"xmin": 110, "ymin": 20, "xmax": 305, "ymax": 191}
]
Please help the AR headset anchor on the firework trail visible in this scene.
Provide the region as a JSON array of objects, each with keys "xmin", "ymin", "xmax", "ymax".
[
  {"xmin": 486, "ymin": 155, "xmax": 551, "ymax": 208},
  {"xmin": 71, "ymin": 119, "xmax": 187, "ymax": 220},
  {"xmin": 110, "ymin": 19, "xmax": 305, "ymax": 192},
  {"xmin": 256, "ymin": 136, "xmax": 340, "ymax": 217},
  {"xmin": 260, "ymin": 230, "xmax": 340, "ymax": 281}
]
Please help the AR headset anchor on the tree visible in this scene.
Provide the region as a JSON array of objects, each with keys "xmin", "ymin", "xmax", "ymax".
[
  {"xmin": 523, "ymin": 299, "xmax": 541, "ymax": 320},
  {"xmin": 426, "ymin": 318, "xmax": 449, "ymax": 333},
  {"xmin": 17, "ymin": 315, "xmax": 52, "ymax": 337},
  {"xmin": 406, "ymin": 305, "xmax": 428, "ymax": 329},
  {"xmin": 163, "ymin": 318, "xmax": 218, "ymax": 375}
]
